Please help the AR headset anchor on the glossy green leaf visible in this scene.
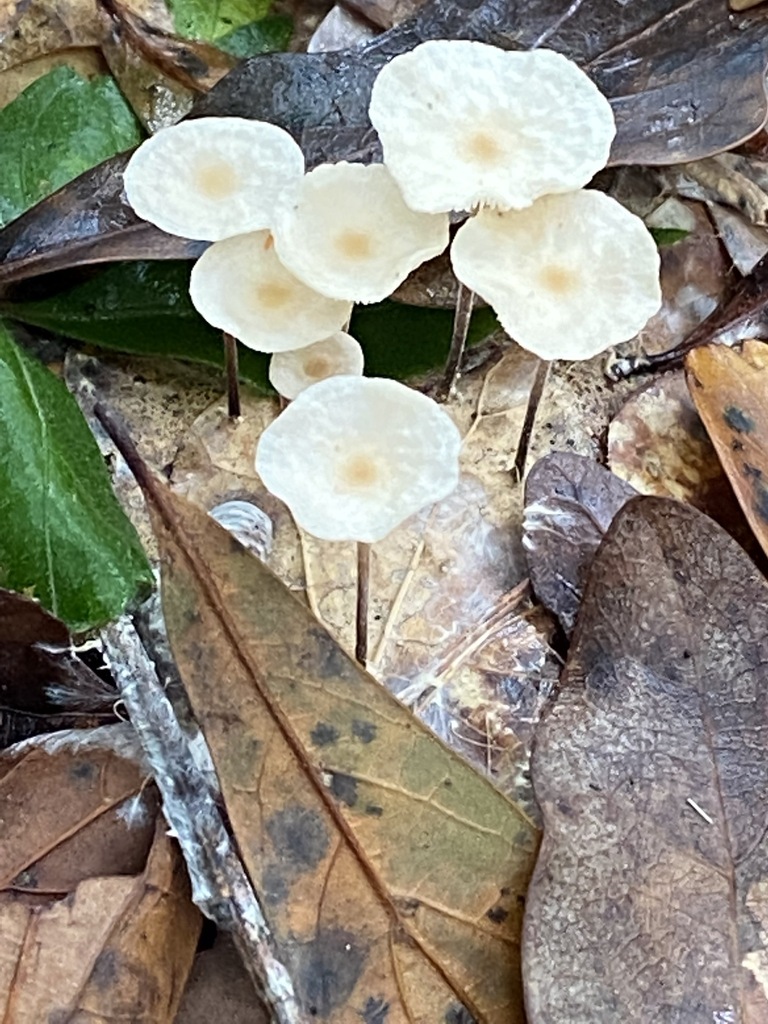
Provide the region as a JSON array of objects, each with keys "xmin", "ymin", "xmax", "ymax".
[
  {"xmin": 0, "ymin": 322, "xmax": 153, "ymax": 632},
  {"xmin": 0, "ymin": 67, "xmax": 142, "ymax": 229},
  {"xmin": 4, "ymin": 261, "xmax": 499, "ymax": 386},
  {"xmin": 168, "ymin": 0, "xmax": 271, "ymax": 40},
  {"xmin": 216, "ymin": 14, "xmax": 293, "ymax": 56}
]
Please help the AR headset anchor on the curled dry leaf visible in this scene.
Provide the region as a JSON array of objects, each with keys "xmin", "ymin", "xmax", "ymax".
[
  {"xmin": 524, "ymin": 497, "xmax": 768, "ymax": 1023},
  {"xmin": 0, "ymin": 726, "xmax": 201, "ymax": 1022},
  {"xmin": 686, "ymin": 339, "xmax": 768, "ymax": 560},
  {"xmin": 3, "ymin": 0, "xmax": 768, "ymax": 282},
  {"xmin": 523, "ymin": 452, "xmax": 636, "ymax": 634},
  {"xmin": 113, "ymin": 424, "xmax": 540, "ymax": 1024}
]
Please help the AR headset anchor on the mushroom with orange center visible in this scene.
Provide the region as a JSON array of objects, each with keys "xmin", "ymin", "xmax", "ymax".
[
  {"xmin": 450, "ymin": 190, "xmax": 662, "ymax": 361},
  {"xmin": 268, "ymin": 332, "xmax": 364, "ymax": 399},
  {"xmin": 272, "ymin": 162, "xmax": 450, "ymax": 303},
  {"xmin": 123, "ymin": 117, "xmax": 304, "ymax": 241},
  {"xmin": 189, "ymin": 231, "xmax": 353, "ymax": 353},
  {"xmin": 255, "ymin": 376, "xmax": 461, "ymax": 542},
  {"xmin": 368, "ymin": 41, "xmax": 616, "ymax": 215}
]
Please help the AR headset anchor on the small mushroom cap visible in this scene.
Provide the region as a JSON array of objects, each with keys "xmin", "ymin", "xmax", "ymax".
[
  {"xmin": 268, "ymin": 332, "xmax": 364, "ymax": 399},
  {"xmin": 272, "ymin": 162, "xmax": 449, "ymax": 303},
  {"xmin": 189, "ymin": 231, "xmax": 353, "ymax": 353},
  {"xmin": 255, "ymin": 376, "xmax": 462, "ymax": 542},
  {"xmin": 450, "ymin": 190, "xmax": 662, "ymax": 361},
  {"xmin": 123, "ymin": 117, "xmax": 304, "ymax": 241},
  {"xmin": 369, "ymin": 41, "xmax": 616, "ymax": 214}
]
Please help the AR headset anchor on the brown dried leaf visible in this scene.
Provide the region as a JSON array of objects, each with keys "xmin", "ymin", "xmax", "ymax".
[
  {"xmin": 119, "ymin": 432, "xmax": 540, "ymax": 1024},
  {"xmin": 3, "ymin": 0, "xmax": 767, "ymax": 282},
  {"xmin": 176, "ymin": 935, "xmax": 270, "ymax": 1024},
  {"xmin": 522, "ymin": 452, "xmax": 637, "ymax": 634},
  {"xmin": 686, "ymin": 339, "xmax": 768, "ymax": 560},
  {"xmin": 524, "ymin": 497, "xmax": 768, "ymax": 1023},
  {"xmin": 0, "ymin": 728, "xmax": 200, "ymax": 1023}
]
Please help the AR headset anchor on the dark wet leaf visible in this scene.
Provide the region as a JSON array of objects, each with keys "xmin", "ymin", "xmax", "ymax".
[
  {"xmin": 686, "ymin": 339, "xmax": 768, "ymax": 561},
  {"xmin": 217, "ymin": 15, "xmax": 293, "ymax": 57},
  {"xmin": 0, "ymin": 65, "xmax": 141, "ymax": 229},
  {"xmin": 107, "ymin": 415, "xmax": 539, "ymax": 1024},
  {"xmin": 0, "ymin": 321, "xmax": 153, "ymax": 631},
  {"xmin": 522, "ymin": 452, "xmax": 637, "ymax": 634},
  {"xmin": 2, "ymin": 260, "xmax": 498, "ymax": 385},
  {"xmin": 3, "ymin": 0, "xmax": 767, "ymax": 282},
  {"xmin": 524, "ymin": 497, "xmax": 768, "ymax": 1023},
  {"xmin": 0, "ymin": 588, "xmax": 114, "ymax": 721}
]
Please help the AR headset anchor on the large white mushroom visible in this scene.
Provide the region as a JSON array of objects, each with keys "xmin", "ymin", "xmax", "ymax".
[
  {"xmin": 368, "ymin": 41, "xmax": 616, "ymax": 215},
  {"xmin": 450, "ymin": 189, "xmax": 662, "ymax": 361},
  {"xmin": 272, "ymin": 162, "xmax": 450, "ymax": 303},
  {"xmin": 268, "ymin": 332, "xmax": 364, "ymax": 399},
  {"xmin": 255, "ymin": 375, "xmax": 462, "ymax": 542},
  {"xmin": 189, "ymin": 231, "xmax": 353, "ymax": 353},
  {"xmin": 123, "ymin": 117, "xmax": 304, "ymax": 241}
]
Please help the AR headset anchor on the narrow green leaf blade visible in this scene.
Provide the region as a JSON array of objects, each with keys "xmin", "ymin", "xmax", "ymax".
[
  {"xmin": 0, "ymin": 322, "xmax": 153, "ymax": 631},
  {"xmin": 0, "ymin": 67, "xmax": 142, "ymax": 229}
]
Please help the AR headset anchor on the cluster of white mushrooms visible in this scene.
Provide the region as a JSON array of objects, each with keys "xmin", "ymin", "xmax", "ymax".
[{"xmin": 123, "ymin": 39, "xmax": 662, "ymax": 656}]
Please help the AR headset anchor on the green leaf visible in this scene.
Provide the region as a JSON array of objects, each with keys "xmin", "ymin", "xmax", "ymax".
[
  {"xmin": 649, "ymin": 227, "xmax": 691, "ymax": 247},
  {"xmin": 0, "ymin": 67, "xmax": 142, "ymax": 229},
  {"xmin": 4, "ymin": 261, "xmax": 499, "ymax": 386},
  {"xmin": 216, "ymin": 14, "xmax": 293, "ymax": 56},
  {"xmin": 0, "ymin": 322, "xmax": 153, "ymax": 632},
  {"xmin": 168, "ymin": 0, "xmax": 271, "ymax": 40}
]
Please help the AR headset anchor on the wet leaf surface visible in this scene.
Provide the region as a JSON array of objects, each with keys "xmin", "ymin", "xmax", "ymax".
[
  {"xmin": 522, "ymin": 452, "xmax": 637, "ymax": 634},
  {"xmin": 3, "ymin": 0, "xmax": 767, "ymax": 281},
  {"xmin": 0, "ymin": 322, "xmax": 153, "ymax": 631},
  {"xmin": 117, "ymin": 429, "xmax": 540, "ymax": 1024},
  {"xmin": 0, "ymin": 728, "xmax": 200, "ymax": 1022},
  {"xmin": 686, "ymin": 340, "xmax": 768, "ymax": 561},
  {"xmin": 524, "ymin": 497, "xmax": 768, "ymax": 1023}
]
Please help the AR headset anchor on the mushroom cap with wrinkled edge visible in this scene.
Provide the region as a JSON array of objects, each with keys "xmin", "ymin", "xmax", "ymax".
[
  {"xmin": 272, "ymin": 162, "xmax": 450, "ymax": 303},
  {"xmin": 189, "ymin": 231, "xmax": 353, "ymax": 353},
  {"xmin": 450, "ymin": 190, "xmax": 662, "ymax": 361},
  {"xmin": 255, "ymin": 376, "xmax": 462, "ymax": 542},
  {"xmin": 123, "ymin": 117, "xmax": 304, "ymax": 241},
  {"xmin": 369, "ymin": 41, "xmax": 616, "ymax": 214},
  {"xmin": 268, "ymin": 332, "xmax": 364, "ymax": 399}
]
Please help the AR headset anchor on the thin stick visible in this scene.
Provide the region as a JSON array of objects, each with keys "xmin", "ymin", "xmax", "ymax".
[
  {"xmin": 435, "ymin": 282, "xmax": 475, "ymax": 402},
  {"xmin": 224, "ymin": 332, "xmax": 241, "ymax": 418},
  {"xmin": 512, "ymin": 358, "xmax": 550, "ymax": 482},
  {"xmin": 355, "ymin": 542, "xmax": 370, "ymax": 667}
]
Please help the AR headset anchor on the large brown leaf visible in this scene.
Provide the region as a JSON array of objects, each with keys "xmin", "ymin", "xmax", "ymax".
[
  {"xmin": 523, "ymin": 497, "xmax": 768, "ymax": 1022},
  {"xmin": 2, "ymin": 0, "xmax": 766, "ymax": 282},
  {"xmin": 115, "ymin": 423, "xmax": 540, "ymax": 1024}
]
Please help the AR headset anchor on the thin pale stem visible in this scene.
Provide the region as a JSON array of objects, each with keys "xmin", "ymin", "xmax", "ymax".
[
  {"xmin": 355, "ymin": 542, "xmax": 371, "ymax": 667},
  {"xmin": 436, "ymin": 282, "xmax": 475, "ymax": 402},
  {"xmin": 224, "ymin": 333, "xmax": 241, "ymax": 418}
]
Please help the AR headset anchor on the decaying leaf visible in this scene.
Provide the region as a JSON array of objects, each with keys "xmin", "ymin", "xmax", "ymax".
[
  {"xmin": 686, "ymin": 339, "xmax": 768, "ymax": 560},
  {"xmin": 112, "ymin": 419, "xmax": 540, "ymax": 1024},
  {"xmin": 0, "ymin": 725, "xmax": 200, "ymax": 1022},
  {"xmin": 522, "ymin": 452, "xmax": 636, "ymax": 634},
  {"xmin": 3, "ymin": 0, "xmax": 767, "ymax": 281},
  {"xmin": 524, "ymin": 497, "xmax": 768, "ymax": 1023}
]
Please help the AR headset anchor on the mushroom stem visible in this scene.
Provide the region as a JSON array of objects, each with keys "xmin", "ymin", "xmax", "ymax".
[
  {"xmin": 224, "ymin": 333, "xmax": 241, "ymax": 418},
  {"xmin": 436, "ymin": 282, "xmax": 475, "ymax": 402},
  {"xmin": 355, "ymin": 542, "xmax": 371, "ymax": 666}
]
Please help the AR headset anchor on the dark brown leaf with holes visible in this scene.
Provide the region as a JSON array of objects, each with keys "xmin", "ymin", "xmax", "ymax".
[
  {"xmin": 523, "ymin": 453, "xmax": 637, "ymax": 634},
  {"xmin": 2, "ymin": 0, "xmax": 766, "ymax": 283},
  {"xmin": 109, "ymin": 417, "xmax": 539, "ymax": 1024},
  {"xmin": 686, "ymin": 340, "xmax": 768, "ymax": 562},
  {"xmin": 524, "ymin": 497, "xmax": 768, "ymax": 1023}
]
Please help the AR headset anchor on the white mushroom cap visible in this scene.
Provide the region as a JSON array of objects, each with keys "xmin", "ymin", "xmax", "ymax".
[
  {"xmin": 450, "ymin": 190, "xmax": 662, "ymax": 361},
  {"xmin": 272, "ymin": 162, "xmax": 450, "ymax": 303},
  {"xmin": 255, "ymin": 376, "xmax": 462, "ymax": 542},
  {"xmin": 268, "ymin": 332, "xmax": 364, "ymax": 399},
  {"xmin": 189, "ymin": 231, "xmax": 353, "ymax": 353},
  {"xmin": 123, "ymin": 117, "xmax": 304, "ymax": 241},
  {"xmin": 369, "ymin": 41, "xmax": 616, "ymax": 214}
]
